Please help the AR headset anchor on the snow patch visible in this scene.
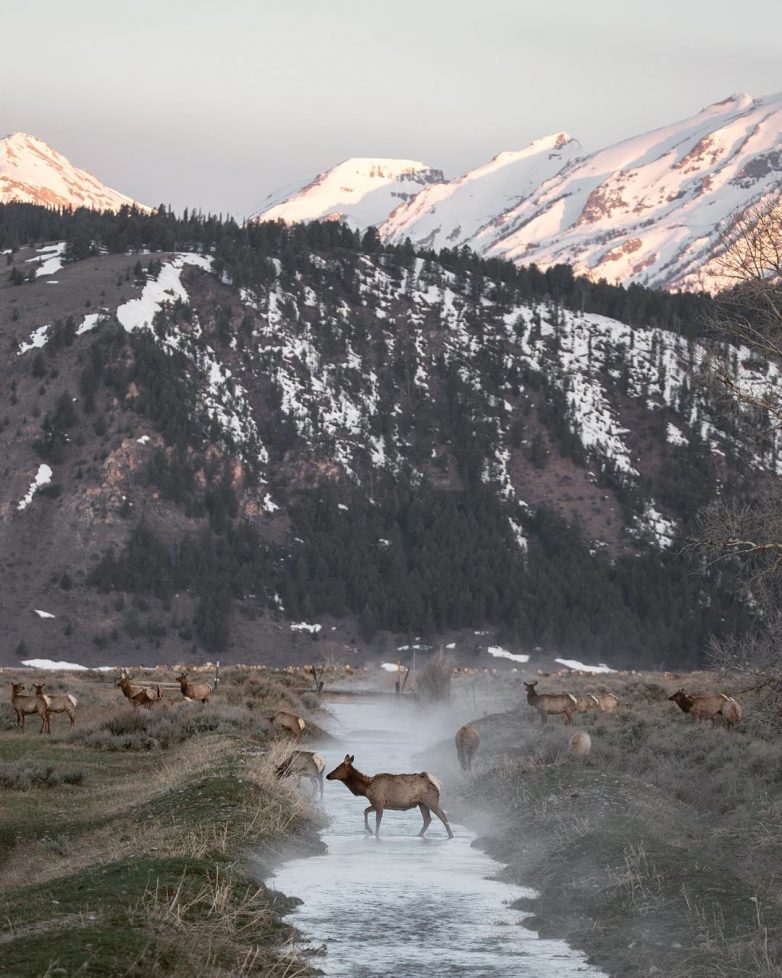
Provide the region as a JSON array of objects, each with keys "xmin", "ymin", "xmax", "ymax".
[
  {"xmin": 487, "ymin": 646, "xmax": 529, "ymax": 663},
  {"xmin": 555, "ymin": 658, "xmax": 616, "ymax": 674},
  {"xmin": 17, "ymin": 464, "xmax": 53, "ymax": 510},
  {"xmin": 290, "ymin": 622, "xmax": 322, "ymax": 634},
  {"xmin": 33, "ymin": 609, "xmax": 56, "ymax": 619}
]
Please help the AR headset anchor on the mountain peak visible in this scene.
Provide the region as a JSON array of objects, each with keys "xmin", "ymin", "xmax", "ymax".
[{"xmin": 0, "ymin": 131, "xmax": 148, "ymax": 213}]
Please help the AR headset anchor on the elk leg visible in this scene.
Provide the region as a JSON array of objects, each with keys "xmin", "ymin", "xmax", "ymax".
[
  {"xmin": 540, "ymin": 710, "xmax": 548, "ymax": 726},
  {"xmin": 418, "ymin": 804, "xmax": 432, "ymax": 837},
  {"xmin": 430, "ymin": 803, "xmax": 454, "ymax": 839},
  {"xmin": 318, "ymin": 775, "xmax": 324, "ymax": 802},
  {"xmin": 374, "ymin": 806, "xmax": 384, "ymax": 838},
  {"xmin": 565, "ymin": 711, "xmax": 573, "ymax": 726},
  {"xmin": 364, "ymin": 805, "xmax": 375, "ymax": 834}
]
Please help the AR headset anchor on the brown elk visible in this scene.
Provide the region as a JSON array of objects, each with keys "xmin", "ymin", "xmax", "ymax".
[
  {"xmin": 524, "ymin": 681, "xmax": 577, "ymax": 725},
  {"xmin": 326, "ymin": 754, "xmax": 453, "ymax": 839},
  {"xmin": 116, "ymin": 673, "xmax": 160, "ymax": 709},
  {"xmin": 10, "ymin": 683, "xmax": 50, "ymax": 734},
  {"xmin": 669, "ymin": 690, "xmax": 742, "ymax": 727},
  {"xmin": 32, "ymin": 683, "xmax": 77, "ymax": 730},
  {"xmin": 573, "ymin": 694, "xmax": 600, "ymax": 714},
  {"xmin": 268, "ymin": 710, "xmax": 306, "ymax": 739},
  {"xmin": 275, "ymin": 750, "xmax": 325, "ymax": 800},
  {"xmin": 455, "ymin": 724, "xmax": 480, "ymax": 771},
  {"xmin": 595, "ymin": 692, "xmax": 619, "ymax": 713},
  {"xmin": 176, "ymin": 672, "xmax": 212, "ymax": 703}
]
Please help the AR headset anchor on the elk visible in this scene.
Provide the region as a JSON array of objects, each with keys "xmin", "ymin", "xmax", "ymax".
[
  {"xmin": 275, "ymin": 750, "xmax": 325, "ymax": 800},
  {"xmin": 595, "ymin": 692, "xmax": 619, "ymax": 713},
  {"xmin": 268, "ymin": 710, "xmax": 306, "ymax": 739},
  {"xmin": 569, "ymin": 730, "xmax": 592, "ymax": 756},
  {"xmin": 10, "ymin": 683, "xmax": 50, "ymax": 734},
  {"xmin": 32, "ymin": 683, "xmax": 77, "ymax": 730},
  {"xmin": 176, "ymin": 672, "xmax": 212, "ymax": 703},
  {"xmin": 116, "ymin": 672, "xmax": 160, "ymax": 709},
  {"xmin": 669, "ymin": 690, "xmax": 742, "ymax": 727},
  {"xmin": 573, "ymin": 694, "xmax": 600, "ymax": 714},
  {"xmin": 524, "ymin": 681, "xmax": 577, "ymax": 725},
  {"xmin": 327, "ymin": 754, "xmax": 453, "ymax": 839},
  {"xmin": 455, "ymin": 724, "xmax": 480, "ymax": 771}
]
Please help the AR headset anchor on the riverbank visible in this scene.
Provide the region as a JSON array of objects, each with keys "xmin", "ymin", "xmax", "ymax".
[
  {"xmin": 0, "ymin": 667, "xmax": 327, "ymax": 978},
  {"xmin": 422, "ymin": 671, "xmax": 782, "ymax": 978}
]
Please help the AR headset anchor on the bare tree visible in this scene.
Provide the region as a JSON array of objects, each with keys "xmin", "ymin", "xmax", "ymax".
[{"xmin": 696, "ymin": 196, "xmax": 782, "ymax": 714}]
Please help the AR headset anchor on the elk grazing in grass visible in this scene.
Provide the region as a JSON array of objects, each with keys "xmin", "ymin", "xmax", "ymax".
[
  {"xmin": 455, "ymin": 724, "xmax": 480, "ymax": 771},
  {"xmin": 32, "ymin": 683, "xmax": 77, "ymax": 730},
  {"xmin": 326, "ymin": 754, "xmax": 454, "ymax": 839},
  {"xmin": 595, "ymin": 691, "xmax": 619, "ymax": 713},
  {"xmin": 569, "ymin": 730, "xmax": 592, "ymax": 756},
  {"xmin": 524, "ymin": 681, "xmax": 577, "ymax": 725},
  {"xmin": 10, "ymin": 683, "xmax": 50, "ymax": 734},
  {"xmin": 268, "ymin": 710, "xmax": 306, "ymax": 739},
  {"xmin": 116, "ymin": 673, "xmax": 160, "ymax": 709},
  {"xmin": 176, "ymin": 672, "xmax": 213, "ymax": 704},
  {"xmin": 275, "ymin": 750, "xmax": 325, "ymax": 800},
  {"xmin": 573, "ymin": 694, "xmax": 600, "ymax": 714},
  {"xmin": 669, "ymin": 690, "xmax": 742, "ymax": 727}
]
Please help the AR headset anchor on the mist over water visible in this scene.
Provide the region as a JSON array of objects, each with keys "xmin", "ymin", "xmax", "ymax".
[{"xmin": 267, "ymin": 697, "xmax": 604, "ymax": 976}]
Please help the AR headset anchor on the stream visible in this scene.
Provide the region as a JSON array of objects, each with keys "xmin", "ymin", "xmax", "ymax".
[{"xmin": 267, "ymin": 696, "xmax": 605, "ymax": 977}]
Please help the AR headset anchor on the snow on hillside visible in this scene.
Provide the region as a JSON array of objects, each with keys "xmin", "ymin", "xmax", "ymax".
[
  {"xmin": 251, "ymin": 158, "xmax": 444, "ymax": 229},
  {"xmin": 235, "ymin": 255, "xmax": 781, "ymax": 549},
  {"xmin": 255, "ymin": 93, "xmax": 782, "ymax": 292},
  {"xmin": 0, "ymin": 132, "xmax": 148, "ymax": 212},
  {"xmin": 381, "ymin": 133, "xmax": 581, "ymax": 251}
]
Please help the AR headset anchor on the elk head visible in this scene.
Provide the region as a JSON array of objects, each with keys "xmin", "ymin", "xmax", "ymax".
[{"xmin": 326, "ymin": 754, "xmax": 355, "ymax": 782}]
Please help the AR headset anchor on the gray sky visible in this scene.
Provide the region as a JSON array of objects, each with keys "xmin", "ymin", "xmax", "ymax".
[{"xmin": 3, "ymin": 0, "xmax": 781, "ymax": 218}]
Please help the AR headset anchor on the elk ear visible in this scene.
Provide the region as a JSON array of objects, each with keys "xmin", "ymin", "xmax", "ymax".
[{"xmin": 348, "ymin": 754, "xmax": 355, "ymax": 763}]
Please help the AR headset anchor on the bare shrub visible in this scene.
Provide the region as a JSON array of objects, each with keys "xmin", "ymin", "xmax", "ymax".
[
  {"xmin": 414, "ymin": 652, "xmax": 453, "ymax": 703},
  {"xmin": 0, "ymin": 762, "xmax": 84, "ymax": 790}
]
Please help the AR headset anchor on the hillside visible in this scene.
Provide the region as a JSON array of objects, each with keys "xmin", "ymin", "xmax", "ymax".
[
  {"xmin": 0, "ymin": 204, "xmax": 767, "ymax": 670},
  {"xmin": 254, "ymin": 92, "xmax": 782, "ymax": 292}
]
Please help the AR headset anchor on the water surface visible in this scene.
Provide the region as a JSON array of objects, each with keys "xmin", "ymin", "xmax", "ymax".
[{"xmin": 268, "ymin": 698, "xmax": 604, "ymax": 977}]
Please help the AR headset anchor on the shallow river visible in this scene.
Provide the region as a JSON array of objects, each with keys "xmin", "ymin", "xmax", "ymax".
[{"xmin": 267, "ymin": 697, "xmax": 604, "ymax": 977}]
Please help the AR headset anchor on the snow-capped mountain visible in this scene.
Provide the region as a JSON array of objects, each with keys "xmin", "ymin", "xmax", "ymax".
[
  {"xmin": 251, "ymin": 158, "xmax": 444, "ymax": 229},
  {"xmin": 254, "ymin": 93, "xmax": 782, "ymax": 292},
  {"xmin": 0, "ymin": 132, "xmax": 148, "ymax": 212}
]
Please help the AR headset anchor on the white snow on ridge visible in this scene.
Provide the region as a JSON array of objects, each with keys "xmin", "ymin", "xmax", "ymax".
[
  {"xmin": 290, "ymin": 622, "xmax": 322, "ymax": 634},
  {"xmin": 261, "ymin": 92, "xmax": 782, "ymax": 291},
  {"xmin": 76, "ymin": 312, "xmax": 103, "ymax": 335},
  {"xmin": 17, "ymin": 464, "xmax": 53, "ymax": 511},
  {"xmin": 1, "ymin": 132, "xmax": 148, "ymax": 212},
  {"xmin": 487, "ymin": 646, "xmax": 530, "ymax": 663},
  {"xmin": 555, "ymin": 658, "xmax": 616, "ymax": 674},
  {"xmin": 252, "ymin": 158, "xmax": 444, "ymax": 229},
  {"xmin": 33, "ymin": 609, "xmax": 56, "ymax": 619}
]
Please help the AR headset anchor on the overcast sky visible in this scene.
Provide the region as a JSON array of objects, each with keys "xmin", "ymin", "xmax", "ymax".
[{"xmin": 3, "ymin": 0, "xmax": 781, "ymax": 218}]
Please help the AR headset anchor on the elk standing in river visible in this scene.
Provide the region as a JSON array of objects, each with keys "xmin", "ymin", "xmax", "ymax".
[
  {"xmin": 524, "ymin": 681, "xmax": 577, "ymax": 725},
  {"xmin": 326, "ymin": 754, "xmax": 454, "ymax": 839},
  {"xmin": 455, "ymin": 724, "xmax": 480, "ymax": 771},
  {"xmin": 32, "ymin": 683, "xmax": 77, "ymax": 731},
  {"xmin": 10, "ymin": 683, "xmax": 50, "ymax": 734}
]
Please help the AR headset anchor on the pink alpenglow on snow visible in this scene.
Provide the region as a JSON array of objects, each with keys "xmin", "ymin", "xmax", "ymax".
[{"xmin": 0, "ymin": 133, "xmax": 148, "ymax": 212}]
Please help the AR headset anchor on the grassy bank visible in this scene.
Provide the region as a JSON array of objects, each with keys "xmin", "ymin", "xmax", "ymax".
[
  {"xmin": 0, "ymin": 667, "xmax": 327, "ymax": 978},
  {"xmin": 434, "ymin": 671, "xmax": 782, "ymax": 978}
]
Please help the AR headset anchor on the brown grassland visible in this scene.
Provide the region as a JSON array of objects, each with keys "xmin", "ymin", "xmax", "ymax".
[
  {"xmin": 0, "ymin": 666, "xmax": 328, "ymax": 978},
  {"xmin": 434, "ymin": 669, "xmax": 782, "ymax": 978}
]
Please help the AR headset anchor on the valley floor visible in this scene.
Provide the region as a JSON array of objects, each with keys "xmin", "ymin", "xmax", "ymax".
[
  {"xmin": 430, "ymin": 671, "xmax": 782, "ymax": 978},
  {"xmin": 0, "ymin": 667, "xmax": 326, "ymax": 978}
]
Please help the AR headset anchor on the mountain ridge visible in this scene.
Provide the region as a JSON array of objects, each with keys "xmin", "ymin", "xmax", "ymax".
[
  {"xmin": 0, "ymin": 131, "xmax": 149, "ymax": 213},
  {"xmin": 253, "ymin": 92, "xmax": 782, "ymax": 292}
]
